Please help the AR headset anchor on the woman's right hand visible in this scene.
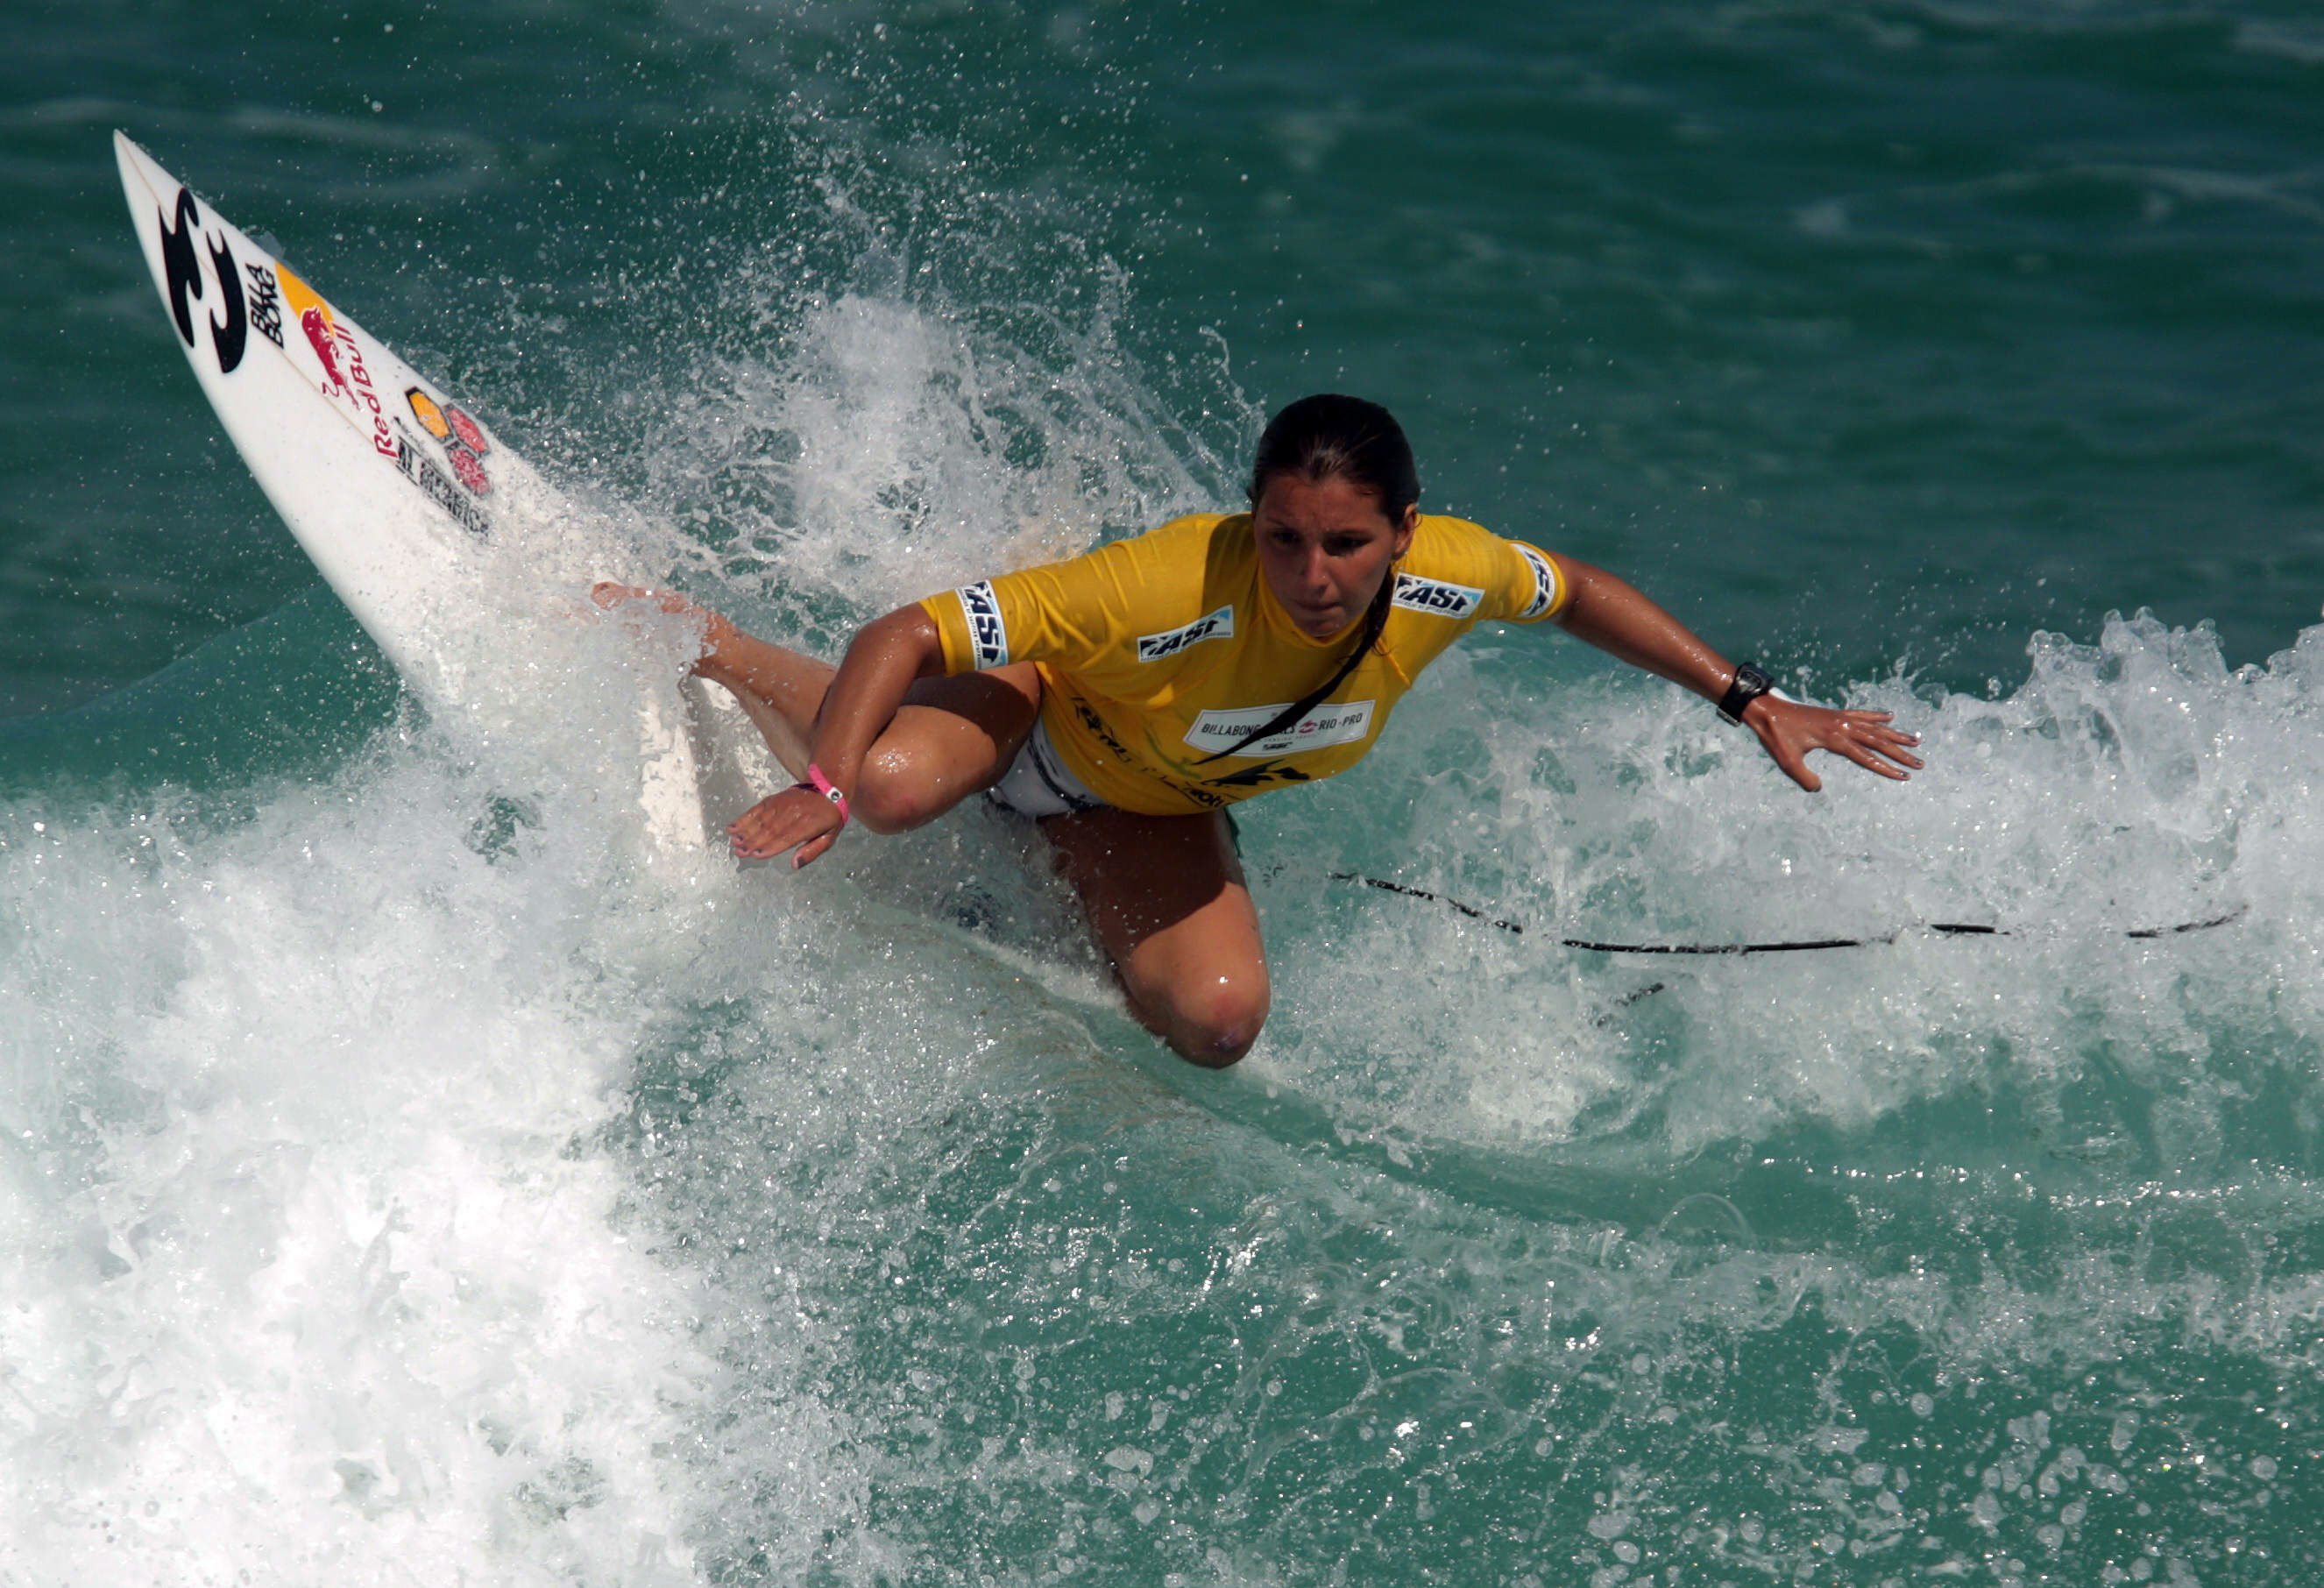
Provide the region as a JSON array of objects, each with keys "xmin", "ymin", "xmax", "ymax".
[{"xmin": 727, "ymin": 783, "xmax": 847, "ymax": 868}]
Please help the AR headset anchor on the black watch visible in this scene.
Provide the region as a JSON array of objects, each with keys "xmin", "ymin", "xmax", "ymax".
[{"xmin": 1718, "ymin": 663, "xmax": 1775, "ymax": 725}]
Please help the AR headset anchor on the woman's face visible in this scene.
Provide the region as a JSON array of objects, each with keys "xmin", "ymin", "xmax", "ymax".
[{"xmin": 1251, "ymin": 472, "xmax": 1418, "ymax": 641}]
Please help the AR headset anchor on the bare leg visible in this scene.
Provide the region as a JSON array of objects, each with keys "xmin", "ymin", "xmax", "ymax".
[
  {"xmin": 694, "ymin": 627, "xmax": 827, "ymax": 778},
  {"xmin": 599, "ymin": 585, "xmax": 1271, "ymax": 1067},
  {"xmin": 1042, "ymin": 807, "xmax": 1270, "ymax": 1067},
  {"xmin": 596, "ymin": 584, "xmax": 1040, "ymax": 833}
]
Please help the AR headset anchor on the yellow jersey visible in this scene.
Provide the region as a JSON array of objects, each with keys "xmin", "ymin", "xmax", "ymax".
[{"xmin": 919, "ymin": 513, "xmax": 1568, "ymax": 815}]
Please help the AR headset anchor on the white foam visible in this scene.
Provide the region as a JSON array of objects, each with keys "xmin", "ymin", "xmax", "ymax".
[
  {"xmin": 1249, "ymin": 613, "xmax": 2324, "ymax": 1160},
  {"xmin": 0, "ymin": 737, "xmax": 853, "ymax": 1584},
  {"xmin": 655, "ymin": 288, "xmax": 1224, "ymax": 615},
  {"xmin": 12, "ymin": 515, "xmax": 2315, "ymax": 1588},
  {"xmin": 23, "ymin": 83, "xmax": 2324, "ymax": 1570}
]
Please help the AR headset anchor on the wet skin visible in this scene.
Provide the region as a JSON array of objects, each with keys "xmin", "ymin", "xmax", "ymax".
[{"xmin": 590, "ymin": 475, "xmax": 1922, "ymax": 1065}]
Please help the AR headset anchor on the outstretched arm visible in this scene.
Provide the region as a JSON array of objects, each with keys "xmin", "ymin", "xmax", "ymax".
[{"xmin": 1546, "ymin": 553, "xmax": 1922, "ymax": 791}]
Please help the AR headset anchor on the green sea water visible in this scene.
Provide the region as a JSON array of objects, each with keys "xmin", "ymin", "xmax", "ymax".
[{"xmin": 4, "ymin": 2, "xmax": 2320, "ymax": 1584}]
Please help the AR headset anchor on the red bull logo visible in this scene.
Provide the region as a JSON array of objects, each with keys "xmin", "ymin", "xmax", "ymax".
[
  {"xmin": 274, "ymin": 262, "xmax": 445, "ymax": 478},
  {"xmin": 332, "ymin": 322, "xmax": 398, "ymax": 458},
  {"xmin": 301, "ymin": 306, "xmax": 349, "ymax": 397}
]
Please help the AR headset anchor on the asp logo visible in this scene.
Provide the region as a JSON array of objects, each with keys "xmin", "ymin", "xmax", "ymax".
[
  {"xmin": 1391, "ymin": 572, "xmax": 1484, "ymax": 620},
  {"xmin": 957, "ymin": 581, "xmax": 1010, "ymax": 670},
  {"xmin": 1516, "ymin": 544, "xmax": 1559, "ymax": 620},
  {"xmin": 1137, "ymin": 605, "xmax": 1235, "ymax": 663}
]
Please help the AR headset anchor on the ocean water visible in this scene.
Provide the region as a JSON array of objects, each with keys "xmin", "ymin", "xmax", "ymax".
[{"xmin": 4, "ymin": 2, "xmax": 2320, "ymax": 1583}]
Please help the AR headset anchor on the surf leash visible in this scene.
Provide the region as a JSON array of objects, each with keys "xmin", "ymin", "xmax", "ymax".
[{"xmin": 1324, "ymin": 871, "xmax": 2249, "ymax": 954}]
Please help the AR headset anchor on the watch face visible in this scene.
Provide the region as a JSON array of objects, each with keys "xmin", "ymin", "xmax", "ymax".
[{"xmin": 1721, "ymin": 664, "xmax": 1773, "ymax": 722}]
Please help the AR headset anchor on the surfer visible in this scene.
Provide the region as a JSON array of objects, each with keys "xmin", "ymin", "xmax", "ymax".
[{"xmin": 598, "ymin": 394, "xmax": 1920, "ymax": 1066}]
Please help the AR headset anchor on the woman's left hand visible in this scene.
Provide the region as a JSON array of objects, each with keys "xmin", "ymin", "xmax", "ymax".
[
  {"xmin": 1742, "ymin": 696, "xmax": 1923, "ymax": 791},
  {"xmin": 727, "ymin": 783, "xmax": 847, "ymax": 868}
]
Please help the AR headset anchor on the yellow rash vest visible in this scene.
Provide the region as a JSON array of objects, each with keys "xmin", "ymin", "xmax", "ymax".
[{"xmin": 919, "ymin": 512, "xmax": 1569, "ymax": 815}]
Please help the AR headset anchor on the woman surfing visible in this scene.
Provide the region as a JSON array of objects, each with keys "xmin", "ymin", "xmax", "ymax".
[{"xmin": 599, "ymin": 395, "xmax": 1921, "ymax": 1065}]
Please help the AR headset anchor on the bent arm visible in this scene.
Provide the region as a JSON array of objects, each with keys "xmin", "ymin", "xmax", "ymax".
[
  {"xmin": 804, "ymin": 605, "xmax": 948, "ymax": 795},
  {"xmin": 1544, "ymin": 552, "xmax": 1921, "ymax": 792},
  {"xmin": 726, "ymin": 604, "xmax": 948, "ymax": 866}
]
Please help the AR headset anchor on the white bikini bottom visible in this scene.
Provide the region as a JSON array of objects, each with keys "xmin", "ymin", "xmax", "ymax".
[{"xmin": 984, "ymin": 714, "xmax": 1108, "ymax": 819}]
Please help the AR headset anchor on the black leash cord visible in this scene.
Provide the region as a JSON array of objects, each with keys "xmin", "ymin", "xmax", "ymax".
[
  {"xmin": 1324, "ymin": 872, "xmax": 2248, "ymax": 954},
  {"xmin": 1329, "ymin": 872, "xmax": 1530, "ymax": 935}
]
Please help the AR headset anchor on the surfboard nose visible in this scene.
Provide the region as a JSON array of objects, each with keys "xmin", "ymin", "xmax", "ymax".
[{"xmin": 114, "ymin": 128, "xmax": 163, "ymax": 197}]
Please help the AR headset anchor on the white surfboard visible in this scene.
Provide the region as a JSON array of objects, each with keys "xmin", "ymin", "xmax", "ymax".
[{"xmin": 113, "ymin": 131, "xmax": 761, "ymax": 852}]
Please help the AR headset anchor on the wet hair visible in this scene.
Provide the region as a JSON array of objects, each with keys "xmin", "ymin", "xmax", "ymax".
[{"xmin": 1247, "ymin": 393, "xmax": 1421, "ymax": 521}]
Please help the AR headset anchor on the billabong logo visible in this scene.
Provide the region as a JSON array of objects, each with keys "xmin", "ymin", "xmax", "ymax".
[
  {"xmin": 958, "ymin": 581, "xmax": 1009, "ymax": 670},
  {"xmin": 158, "ymin": 190, "xmax": 250, "ymax": 375},
  {"xmin": 1183, "ymin": 699, "xmax": 1376, "ymax": 758},
  {"xmin": 243, "ymin": 261, "xmax": 284, "ymax": 350},
  {"xmin": 1516, "ymin": 544, "xmax": 1558, "ymax": 620},
  {"xmin": 1137, "ymin": 605, "xmax": 1236, "ymax": 662},
  {"xmin": 1392, "ymin": 572, "xmax": 1483, "ymax": 619}
]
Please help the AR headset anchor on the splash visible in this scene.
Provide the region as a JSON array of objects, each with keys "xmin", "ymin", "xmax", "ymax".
[
  {"xmin": 12, "ymin": 8, "xmax": 2323, "ymax": 1576},
  {"xmin": 1253, "ymin": 613, "xmax": 2324, "ymax": 1166}
]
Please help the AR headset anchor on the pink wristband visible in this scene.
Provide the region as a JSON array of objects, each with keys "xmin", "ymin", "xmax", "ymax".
[{"xmin": 800, "ymin": 763, "xmax": 850, "ymax": 828}]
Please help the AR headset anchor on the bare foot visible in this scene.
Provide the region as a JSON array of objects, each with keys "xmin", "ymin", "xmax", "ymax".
[
  {"xmin": 590, "ymin": 582, "xmax": 734, "ymax": 670},
  {"xmin": 590, "ymin": 579, "xmax": 692, "ymax": 615}
]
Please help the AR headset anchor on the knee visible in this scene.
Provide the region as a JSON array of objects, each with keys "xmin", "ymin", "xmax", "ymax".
[
  {"xmin": 1158, "ymin": 976, "xmax": 1271, "ymax": 1070},
  {"xmin": 847, "ymin": 753, "xmax": 946, "ymax": 835}
]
